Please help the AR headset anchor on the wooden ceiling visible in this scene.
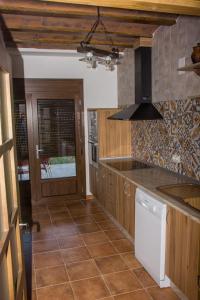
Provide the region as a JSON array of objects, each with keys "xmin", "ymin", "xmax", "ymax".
[{"xmin": 0, "ymin": 0, "xmax": 195, "ymax": 50}]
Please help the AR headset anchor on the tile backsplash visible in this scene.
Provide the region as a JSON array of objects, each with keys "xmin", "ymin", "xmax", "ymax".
[{"xmin": 131, "ymin": 97, "xmax": 200, "ymax": 181}]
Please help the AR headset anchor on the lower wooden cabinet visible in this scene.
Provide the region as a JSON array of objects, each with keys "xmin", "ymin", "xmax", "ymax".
[
  {"xmin": 89, "ymin": 164, "xmax": 98, "ymax": 199},
  {"xmin": 116, "ymin": 177, "xmax": 136, "ymax": 238},
  {"xmin": 166, "ymin": 207, "xmax": 200, "ymax": 300}
]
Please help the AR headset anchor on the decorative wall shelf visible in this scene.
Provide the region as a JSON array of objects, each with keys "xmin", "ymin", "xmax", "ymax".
[{"xmin": 177, "ymin": 62, "xmax": 200, "ymax": 76}]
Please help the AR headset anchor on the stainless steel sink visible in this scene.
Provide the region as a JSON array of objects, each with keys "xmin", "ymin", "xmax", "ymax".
[{"xmin": 157, "ymin": 183, "xmax": 200, "ymax": 212}]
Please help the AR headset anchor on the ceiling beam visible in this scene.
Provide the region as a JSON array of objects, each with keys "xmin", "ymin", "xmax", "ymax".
[
  {"xmin": 0, "ymin": 0, "xmax": 177, "ymax": 25},
  {"xmin": 1, "ymin": 14, "xmax": 157, "ymax": 39},
  {"xmin": 4, "ymin": 31, "xmax": 136, "ymax": 48},
  {"xmin": 6, "ymin": 42, "xmax": 126, "ymax": 50},
  {"xmin": 40, "ymin": 0, "xmax": 200, "ymax": 16}
]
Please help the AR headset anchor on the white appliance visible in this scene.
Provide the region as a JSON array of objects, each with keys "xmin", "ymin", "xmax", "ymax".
[{"xmin": 135, "ymin": 188, "xmax": 170, "ymax": 288}]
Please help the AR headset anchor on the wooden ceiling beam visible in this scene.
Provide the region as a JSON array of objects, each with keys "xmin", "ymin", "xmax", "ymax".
[
  {"xmin": 6, "ymin": 41, "xmax": 126, "ymax": 50},
  {"xmin": 40, "ymin": 0, "xmax": 200, "ymax": 16},
  {"xmin": 0, "ymin": 0, "xmax": 177, "ymax": 25},
  {"xmin": 4, "ymin": 31, "xmax": 136, "ymax": 48},
  {"xmin": 1, "ymin": 14, "xmax": 157, "ymax": 38}
]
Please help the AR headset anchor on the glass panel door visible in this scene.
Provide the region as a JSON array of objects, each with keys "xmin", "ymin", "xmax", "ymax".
[{"xmin": 37, "ymin": 99, "xmax": 77, "ymax": 180}]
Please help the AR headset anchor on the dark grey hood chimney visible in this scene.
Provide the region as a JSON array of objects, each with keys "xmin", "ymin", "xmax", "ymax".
[{"xmin": 108, "ymin": 47, "xmax": 163, "ymax": 121}]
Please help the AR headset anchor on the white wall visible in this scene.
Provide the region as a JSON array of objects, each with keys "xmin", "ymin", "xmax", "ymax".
[{"xmin": 11, "ymin": 49, "xmax": 118, "ymax": 194}]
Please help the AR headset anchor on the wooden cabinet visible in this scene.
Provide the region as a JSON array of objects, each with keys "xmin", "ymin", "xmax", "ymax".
[
  {"xmin": 98, "ymin": 164, "xmax": 107, "ymax": 207},
  {"xmin": 117, "ymin": 176, "xmax": 136, "ymax": 238},
  {"xmin": 166, "ymin": 207, "xmax": 200, "ymax": 300},
  {"xmin": 105, "ymin": 169, "xmax": 118, "ymax": 218},
  {"xmin": 88, "ymin": 108, "xmax": 132, "ymax": 160},
  {"xmin": 89, "ymin": 164, "xmax": 98, "ymax": 199}
]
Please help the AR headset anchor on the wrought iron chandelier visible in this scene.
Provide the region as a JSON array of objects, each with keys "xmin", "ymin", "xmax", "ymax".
[{"xmin": 77, "ymin": 7, "xmax": 123, "ymax": 71}]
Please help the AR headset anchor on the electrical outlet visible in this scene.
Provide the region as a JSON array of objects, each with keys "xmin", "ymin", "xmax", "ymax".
[
  {"xmin": 178, "ymin": 57, "xmax": 186, "ymax": 75},
  {"xmin": 172, "ymin": 154, "xmax": 181, "ymax": 163}
]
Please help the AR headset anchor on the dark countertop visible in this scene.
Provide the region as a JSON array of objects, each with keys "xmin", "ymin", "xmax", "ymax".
[{"xmin": 99, "ymin": 157, "xmax": 200, "ymax": 223}]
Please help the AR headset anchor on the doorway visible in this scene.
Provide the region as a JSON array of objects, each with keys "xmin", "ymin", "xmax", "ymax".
[{"xmin": 13, "ymin": 79, "xmax": 86, "ymax": 203}]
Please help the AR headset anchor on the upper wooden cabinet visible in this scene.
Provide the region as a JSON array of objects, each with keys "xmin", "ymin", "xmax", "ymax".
[
  {"xmin": 88, "ymin": 108, "xmax": 132, "ymax": 159},
  {"xmin": 166, "ymin": 207, "xmax": 200, "ymax": 300}
]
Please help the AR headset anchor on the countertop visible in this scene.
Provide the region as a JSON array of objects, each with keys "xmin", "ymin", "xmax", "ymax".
[{"xmin": 99, "ymin": 158, "xmax": 200, "ymax": 223}]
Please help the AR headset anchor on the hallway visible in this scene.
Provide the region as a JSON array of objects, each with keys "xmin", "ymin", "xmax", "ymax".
[{"xmin": 31, "ymin": 199, "xmax": 179, "ymax": 300}]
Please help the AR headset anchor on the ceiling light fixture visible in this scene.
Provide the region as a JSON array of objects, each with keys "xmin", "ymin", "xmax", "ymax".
[{"xmin": 77, "ymin": 7, "xmax": 123, "ymax": 71}]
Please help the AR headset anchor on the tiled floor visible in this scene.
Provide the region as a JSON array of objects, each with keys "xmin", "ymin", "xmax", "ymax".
[{"xmin": 32, "ymin": 199, "xmax": 180, "ymax": 300}]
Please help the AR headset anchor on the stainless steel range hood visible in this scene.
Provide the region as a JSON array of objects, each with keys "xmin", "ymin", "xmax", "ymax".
[{"xmin": 108, "ymin": 47, "xmax": 163, "ymax": 121}]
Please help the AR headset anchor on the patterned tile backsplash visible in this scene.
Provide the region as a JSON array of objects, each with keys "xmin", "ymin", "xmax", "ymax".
[{"xmin": 131, "ymin": 97, "xmax": 200, "ymax": 181}]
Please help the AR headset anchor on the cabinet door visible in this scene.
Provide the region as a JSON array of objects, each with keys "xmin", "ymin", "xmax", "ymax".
[
  {"xmin": 89, "ymin": 164, "xmax": 96, "ymax": 197},
  {"xmin": 98, "ymin": 165, "xmax": 106, "ymax": 207},
  {"xmin": 116, "ymin": 177, "xmax": 136, "ymax": 238},
  {"xmin": 105, "ymin": 169, "xmax": 118, "ymax": 218},
  {"xmin": 166, "ymin": 207, "xmax": 200, "ymax": 300},
  {"xmin": 124, "ymin": 180, "xmax": 136, "ymax": 238}
]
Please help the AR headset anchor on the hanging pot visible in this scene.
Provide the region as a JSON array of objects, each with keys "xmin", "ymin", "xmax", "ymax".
[{"xmin": 191, "ymin": 43, "xmax": 200, "ymax": 63}]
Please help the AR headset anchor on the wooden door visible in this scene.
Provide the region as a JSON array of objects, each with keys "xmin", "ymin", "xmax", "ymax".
[
  {"xmin": 166, "ymin": 207, "xmax": 200, "ymax": 300},
  {"xmin": 24, "ymin": 80, "xmax": 85, "ymax": 203},
  {"xmin": 0, "ymin": 42, "xmax": 27, "ymax": 298},
  {"xmin": 98, "ymin": 164, "xmax": 106, "ymax": 207}
]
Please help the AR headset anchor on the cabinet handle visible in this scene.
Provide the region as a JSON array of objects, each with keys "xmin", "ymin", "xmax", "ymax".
[{"xmin": 123, "ymin": 182, "xmax": 127, "ymax": 195}]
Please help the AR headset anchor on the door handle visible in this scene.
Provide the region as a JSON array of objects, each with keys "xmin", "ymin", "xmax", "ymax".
[{"xmin": 36, "ymin": 144, "xmax": 43, "ymax": 159}]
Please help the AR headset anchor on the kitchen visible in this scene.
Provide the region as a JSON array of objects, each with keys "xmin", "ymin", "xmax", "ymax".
[{"xmin": 0, "ymin": 1, "xmax": 200, "ymax": 300}]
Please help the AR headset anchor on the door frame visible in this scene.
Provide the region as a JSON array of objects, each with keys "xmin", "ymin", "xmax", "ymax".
[
  {"xmin": 0, "ymin": 35, "xmax": 27, "ymax": 299},
  {"xmin": 14, "ymin": 79, "xmax": 86, "ymax": 204}
]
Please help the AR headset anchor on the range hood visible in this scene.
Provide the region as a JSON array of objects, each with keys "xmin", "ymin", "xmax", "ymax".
[{"xmin": 108, "ymin": 47, "xmax": 163, "ymax": 121}]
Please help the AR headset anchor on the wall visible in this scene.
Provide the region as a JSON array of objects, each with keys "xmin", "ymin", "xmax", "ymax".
[
  {"xmin": 117, "ymin": 49, "xmax": 135, "ymax": 107},
  {"xmin": 117, "ymin": 16, "xmax": 200, "ymax": 181},
  {"xmin": 10, "ymin": 49, "xmax": 118, "ymax": 194},
  {"xmin": 117, "ymin": 16, "xmax": 200, "ymax": 106},
  {"xmin": 132, "ymin": 97, "xmax": 200, "ymax": 181},
  {"xmin": 152, "ymin": 16, "xmax": 200, "ymax": 102}
]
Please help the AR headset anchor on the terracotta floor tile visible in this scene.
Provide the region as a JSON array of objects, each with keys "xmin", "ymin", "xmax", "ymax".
[
  {"xmin": 53, "ymin": 223, "xmax": 79, "ymax": 236},
  {"xmin": 52, "ymin": 218, "xmax": 74, "ymax": 226},
  {"xmin": 32, "ymin": 205, "xmax": 48, "ymax": 215},
  {"xmin": 114, "ymin": 290, "xmax": 151, "ymax": 300},
  {"xmin": 73, "ymin": 215, "xmax": 95, "ymax": 224},
  {"xmin": 50, "ymin": 211, "xmax": 71, "ymax": 221},
  {"xmin": 58, "ymin": 235, "xmax": 84, "ymax": 249},
  {"xmin": 104, "ymin": 270, "xmax": 142, "ymax": 295},
  {"xmin": 95, "ymin": 255, "xmax": 128, "ymax": 274},
  {"xmin": 34, "ymin": 251, "xmax": 63, "ymax": 269},
  {"xmin": 67, "ymin": 202, "xmax": 85, "ymax": 209},
  {"xmin": 104, "ymin": 229, "xmax": 125, "ymax": 241},
  {"xmin": 61, "ymin": 246, "xmax": 91, "ymax": 264},
  {"xmin": 32, "ymin": 239, "xmax": 59, "ymax": 254},
  {"xmin": 36, "ymin": 266, "xmax": 68, "ymax": 288},
  {"xmin": 32, "ymin": 290, "xmax": 37, "ymax": 300},
  {"xmin": 133, "ymin": 268, "xmax": 157, "ymax": 287},
  {"xmin": 47, "ymin": 200, "xmax": 67, "ymax": 207},
  {"xmin": 77, "ymin": 222, "xmax": 101, "ymax": 234},
  {"xmin": 87, "ymin": 242, "xmax": 117, "ymax": 258},
  {"xmin": 48, "ymin": 206, "xmax": 68, "ymax": 213},
  {"xmin": 67, "ymin": 259, "xmax": 100, "ymax": 281},
  {"xmin": 71, "ymin": 276, "xmax": 110, "ymax": 300},
  {"xmin": 82, "ymin": 231, "xmax": 109, "ymax": 245},
  {"xmin": 69, "ymin": 208, "xmax": 90, "ymax": 217},
  {"xmin": 91, "ymin": 213, "xmax": 109, "ymax": 222},
  {"xmin": 32, "ymin": 231, "xmax": 55, "ymax": 242},
  {"xmin": 98, "ymin": 220, "xmax": 117, "ymax": 230},
  {"xmin": 37, "ymin": 283, "xmax": 74, "ymax": 300},
  {"xmin": 120, "ymin": 253, "xmax": 142, "ymax": 269},
  {"xmin": 147, "ymin": 287, "xmax": 180, "ymax": 300},
  {"xmin": 112, "ymin": 239, "xmax": 134, "ymax": 253},
  {"xmin": 33, "ymin": 213, "xmax": 51, "ymax": 222},
  {"xmin": 32, "ymin": 223, "xmax": 54, "ymax": 234}
]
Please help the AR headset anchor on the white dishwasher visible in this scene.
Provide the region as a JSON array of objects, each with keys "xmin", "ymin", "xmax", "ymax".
[{"xmin": 135, "ymin": 188, "xmax": 170, "ymax": 288}]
